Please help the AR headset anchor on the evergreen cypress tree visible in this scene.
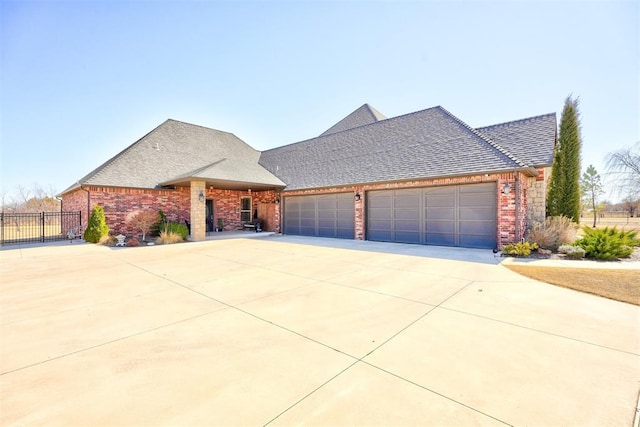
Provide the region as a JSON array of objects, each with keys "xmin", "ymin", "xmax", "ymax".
[{"xmin": 547, "ymin": 96, "xmax": 582, "ymax": 222}]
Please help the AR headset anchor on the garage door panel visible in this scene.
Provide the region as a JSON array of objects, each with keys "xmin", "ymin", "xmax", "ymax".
[
  {"xmin": 426, "ymin": 221, "xmax": 455, "ymax": 233},
  {"xmin": 426, "ymin": 195, "xmax": 455, "ymax": 208},
  {"xmin": 394, "ymin": 220, "xmax": 420, "ymax": 232},
  {"xmin": 317, "ymin": 196, "xmax": 337, "ymax": 210},
  {"xmin": 460, "ymin": 193, "xmax": 493, "ymax": 207},
  {"xmin": 367, "ymin": 183, "xmax": 496, "ymax": 248},
  {"xmin": 459, "ymin": 207, "xmax": 493, "ymax": 221},
  {"xmin": 426, "ymin": 207, "xmax": 455, "ymax": 220},
  {"xmin": 284, "ymin": 193, "xmax": 354, "ymax": 239},
  {"xmin": 394, "ymin": 231, "xmax": 421, "ymax": 244},
  {"xmin": 369, "ymin": 209, "xmax": 393, "ymax": 220},
  {"xmin": 317, "ymin": 210, "xmax": 335, "ymax": 220},
  {"xmin": 395, "ymin": 209, "xmax": 420, "ymax": 220},
  {"xmin": 460, "ymin": 222, "xmax": 494, "ymax": 235},
  {"xmin": 426, "ymin": 233, "xmax": 456, "ymax": 246}
]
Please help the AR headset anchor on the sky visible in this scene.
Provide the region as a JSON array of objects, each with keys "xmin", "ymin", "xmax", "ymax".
[{"xmin": 1, "ymin": 0, "xmax": 638, "ymax": 203}]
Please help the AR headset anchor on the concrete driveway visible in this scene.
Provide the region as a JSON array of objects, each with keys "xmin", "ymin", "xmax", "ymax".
[{"xmin": 1, "ymin": 236, "xmax": 638, "ymax": 426}]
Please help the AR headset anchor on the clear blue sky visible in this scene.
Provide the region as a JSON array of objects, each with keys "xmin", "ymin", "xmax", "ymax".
[{"xmin": 1, "ymin": 0, "xmax": 638, "ymax": 202}]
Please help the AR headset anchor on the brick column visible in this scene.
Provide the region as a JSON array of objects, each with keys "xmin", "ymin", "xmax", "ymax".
[{"xmin": 190, "ymin": 181, "xmax": 206, "ymax": 241}]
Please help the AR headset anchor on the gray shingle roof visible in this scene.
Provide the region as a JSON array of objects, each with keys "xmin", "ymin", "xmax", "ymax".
[
  {"xmin": 320, "ymin": 104, "xmax": 387, "ymax": 136},
  {"xmin": 63, "ymin": 119, "xmax": 284, "ymax": 193},
  {"xmin": 476, "ymin": 113, "xmax": 557, "ymax": 167},
  {"xmin": 259, "ymin": 106, "xmax": 548, "ymax": 191}
]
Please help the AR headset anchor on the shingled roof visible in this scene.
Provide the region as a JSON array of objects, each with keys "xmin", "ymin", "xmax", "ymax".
[
  {"xmin": 476, "ymin": 113, "xmax": 557, "ymax": 167},
  {"xmin": 62, "ymin": 119, "xmax": 284, "ymax": 194},
  {"xmin": 320, "ymin": 103, "xmax": 387, "ymax": 136},
  {"xmin": 259, "ymin": 106, "xmax": 555, "ymax": 191}
]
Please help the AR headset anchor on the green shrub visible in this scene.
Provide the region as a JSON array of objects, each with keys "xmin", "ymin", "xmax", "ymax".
[
  {"xmin": 575, "ymin": 227, "xmax": 639, "ymax": 260},
  {"xmin": 526, "ymin": 216, "xmax": 577, "ymax": 251},
  {"xmin": 557, "ymin": 244, "xmax": 586, "ymax": 259},
  {"xmin": 84, "ymin": 205, "xmax": 110, "ymax": 243},
  {"xmin": 502, "ymin": 241, "xmax": 539, "ymax": 257},
  {"xmin": 163, "ymin": 222, "xmax": 188, "ymax": 240}
]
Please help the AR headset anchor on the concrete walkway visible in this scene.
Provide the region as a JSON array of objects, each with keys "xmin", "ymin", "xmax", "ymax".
[{"xmin": 1, "ymin": 236, "xmax": 638, "ymax": 426}]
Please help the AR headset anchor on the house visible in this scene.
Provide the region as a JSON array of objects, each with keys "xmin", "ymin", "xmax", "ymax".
[{"xmin": 60, "ymin": 104, "xmax": 556, "ymax": 249}]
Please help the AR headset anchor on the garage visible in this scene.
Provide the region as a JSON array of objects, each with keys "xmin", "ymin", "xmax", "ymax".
[
  {"xmin": 366, "ymin": 183, "xmax": 496, "ymax": 249},
  {"xmin": 283, "ymin": 193, "xmax": 355, "ymax": 239}
]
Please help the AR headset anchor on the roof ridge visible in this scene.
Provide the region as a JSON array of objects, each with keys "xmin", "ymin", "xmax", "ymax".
[
  {"xmin": 266, "ymin": 106, "xmax": 443, "ymax": 153},
  {"xmin": 476, "ymin": 112, "xmax": 556, "ymax": 131},
  {"xmin": 437, "ymin": 106, "xmax": 529, "ymax": 168}
]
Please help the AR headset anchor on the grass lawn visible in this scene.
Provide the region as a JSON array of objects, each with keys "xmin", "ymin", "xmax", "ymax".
[{"xmin": 505, "ymin": 265, "xmax": 640, "ymax": 306}]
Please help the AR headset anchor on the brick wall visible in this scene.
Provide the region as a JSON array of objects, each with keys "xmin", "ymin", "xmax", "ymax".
[
  {"xmin": 281, "ymin": 172, "xmax": 532, "ymax": 248},
  {"xmin": 61, "ymin": 186, "xmax": 278, "ymax": 238},
  {"xmin": 202, "ymin": 188, "xmax": 277, "ymax": 231}
]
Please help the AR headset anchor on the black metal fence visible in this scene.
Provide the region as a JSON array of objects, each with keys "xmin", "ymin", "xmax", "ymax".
[{"xmin": 0, "ymin": 211, "xmax": 82, "ymax": 245}]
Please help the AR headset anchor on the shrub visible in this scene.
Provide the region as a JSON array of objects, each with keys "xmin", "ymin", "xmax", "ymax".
[
  {"xmin": 164, "ymin": 222, "xmax": 188, "ymax": 240},
  {"xmin": 526, "ymin": 216, "xmax": 577, "ymax": 251},
  {"xmin": 84, "ymin": 205, "xmax": 110, "ymax": 243},
  {"xmin": 575, "ymin": 227, "xmax": 640, "ymax": 260},
  {"xmin": 150, "ymin": 210, "xmax": 167, "ymax": 237},
  {"xmin": 98, "ymin": 234, "xmax": 116, "ymax": 246},
  {"xmin": 557, "ymin": 244, "xmax": 586, "ymax": 259},
  {"xmin": 156, "ymin": 230, "xmax": 184, "ymax": 245},
  {"xmin": 127, "ymin": 211, "xmax": 157, "ymax": 241},
  {"xmin": 502, "ymin": 241, "xmax": 539, "ymax": 257}
]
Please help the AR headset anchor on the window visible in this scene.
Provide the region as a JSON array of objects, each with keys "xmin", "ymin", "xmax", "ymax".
[{"xmin": 240, "ymin": 197, "xmax": 252, "ymax": 223}]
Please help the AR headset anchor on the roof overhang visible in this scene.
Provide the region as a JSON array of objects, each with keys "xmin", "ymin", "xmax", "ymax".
[{"xmin": 159, "ymin": 177, "xmax": 286, "ymax": 191}]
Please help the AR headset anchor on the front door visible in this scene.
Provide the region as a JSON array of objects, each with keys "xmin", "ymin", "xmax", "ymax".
[{"xmin": 206, "ymin": 199, "xmax": 214, "ymax": 232}]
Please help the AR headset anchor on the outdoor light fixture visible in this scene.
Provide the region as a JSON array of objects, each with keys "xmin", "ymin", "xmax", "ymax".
[
  {"xmin": 198, "ymin": 190, "xmax": 205, "ymax": 203},
  {"xmin": 275, "ymin": 197, "xmax": 280, "ymax": 204},
  {"xmin": 355, "ymin": 192, "xmax": 361, "ymax": 201},
  {"xmin": 502, "ymin": 183, "xmax": 512, "ymax": 194}
]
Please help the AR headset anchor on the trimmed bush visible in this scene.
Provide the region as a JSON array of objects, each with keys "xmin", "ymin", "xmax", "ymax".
[
  {"xmin": 526, "ymin": 216, "xmax": 577, "ymax": 251},
  {"xmin": 84, "ymin": 205, "xmax": 110, "ymax": 243},
  {"xmin": 575, "ymin": 227, "xmax": 639, "ymax": 260},
  {"xmin": 502, "ymin": 241, "xmax": 539, "ymax": 257},
  {"xmin": 557, "ymin": 244, "xmax": 586, "ymax": 259}
]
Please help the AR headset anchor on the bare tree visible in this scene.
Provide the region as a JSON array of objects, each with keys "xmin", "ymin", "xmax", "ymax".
[{"xmin": 605, "ymin": 142, "xmax": 640, "ymax": 197}]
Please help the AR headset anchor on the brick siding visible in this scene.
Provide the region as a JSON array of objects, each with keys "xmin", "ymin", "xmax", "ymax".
[{"xmin": 61, "ymin": 186, "xmax": 278, "ymax": 239}]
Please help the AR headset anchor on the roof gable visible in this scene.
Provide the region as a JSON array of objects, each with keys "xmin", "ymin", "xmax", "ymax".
[
  {"xmin": 64, "ymin": 119, "xmax": 281, "ymax": 193},
  {"xmin": 475, "ymin": 113, "xmax": 557, "ymax": 167},
  {"xmin": 320, "ymin": 103, "xmax": 387, "ymax": 136}
]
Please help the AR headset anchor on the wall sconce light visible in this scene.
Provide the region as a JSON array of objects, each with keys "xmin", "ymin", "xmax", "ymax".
[
  {"xmin": 275, "ymin": 197, "xmax": 280, "ymax": 205},
  {"xmin": 502, "ymin": 183, "xmax": 512, "ymax": 195},
  {"xmin": 198, "ymin": 190, "xmax": 205, "ymax": 203},
  {"xmin": 355, "ymin": 192, "xmax": 361, "ymax": 201},
  {"xmin": 248, "ymin": 188, "xmax": 252, "ymax": 194}
]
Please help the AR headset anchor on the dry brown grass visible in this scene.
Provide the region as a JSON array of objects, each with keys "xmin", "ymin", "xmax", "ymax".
[
  {"xmin": 505, "ymin": 265, "xmax": 640, "ymax": 306},
  {"xmin": 581, "ymin": 216, "xmax": 640, "ymax": 233},
  {"xmin": 156, "ymin": 231, "xmax": 184, "ymax": 245}
]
